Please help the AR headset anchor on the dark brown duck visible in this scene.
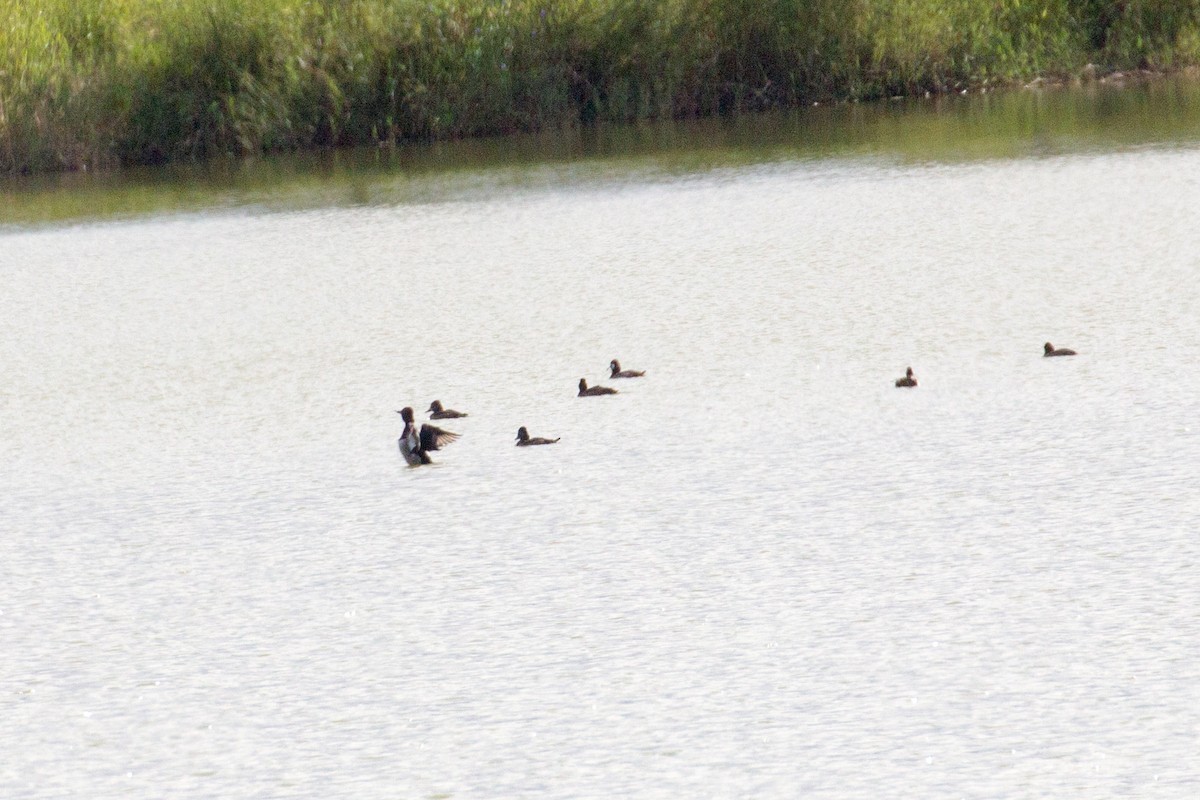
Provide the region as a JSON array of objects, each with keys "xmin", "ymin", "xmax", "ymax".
[
  {"xmin": 578, "ymin": 378, "xmax": 618, "ymax": 397},
  {"xmin": 516, "ymin": 426, "xmax": 560, "ymax": 446},
  {"xmin": 427, "ymin": 400, "xmax": 468, "ymax": 419}
]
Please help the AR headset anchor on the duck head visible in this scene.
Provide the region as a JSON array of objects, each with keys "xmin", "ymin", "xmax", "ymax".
[
  {"xmin": 516, "ymin": 426, "xmax": 529, "ymax": 442},
  {"xmin": 428, "ymin": 400, "xmax": 443, "ymax": 413},
  {"xmin": 397, "ymin": 407, "xmax": 415, "ymax": 423}
]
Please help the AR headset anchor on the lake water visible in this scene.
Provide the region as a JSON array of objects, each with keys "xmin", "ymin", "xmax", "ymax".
[{"xmin": 3, "ymin": 83, "xmax": 1200, "ymax": 798}]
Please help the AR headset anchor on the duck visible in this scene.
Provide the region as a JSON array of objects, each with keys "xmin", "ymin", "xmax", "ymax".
[
  {"xmin": 895, "ymin": 366, "xmax": 918, "ymax": 388},
  {"xmin": 427, "ymin": 400, "xmax": 468, "ymax": 419},
  {"xmin": 1043, "ymin": 342, "xmax": 1077, "ymax": 357},
  {"xmin": 516, "ymin": 426, "xmax": 560, "ymax": 446},
  {"xmin": 578, "ymin": 378, "xmax": 618, "ymax": 397},
  {"xmin": 609, "ymin": 359, "xmax": 645, "ymax": 378},
  {"xmin": 397, "ymin": 406, "xmax": 460, "ymax": 465}
]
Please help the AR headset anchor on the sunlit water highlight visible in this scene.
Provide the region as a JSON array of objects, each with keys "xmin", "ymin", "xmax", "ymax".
[{"xmin": 2, "ymin": 86, "xmax": 1200, "ymax": 798}]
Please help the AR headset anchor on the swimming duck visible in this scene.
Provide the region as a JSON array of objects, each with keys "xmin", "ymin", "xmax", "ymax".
[
  {"xmin": 895, "ymin": 367, "xmax": 918, "ymax": 388},
  {"xmin": 427, "ymin": 400, "xmax": 468, "ymax": 419},
  {"xmin": 609, "ymin": 359, "xmax": 645, "ymax": 378},
  {"xmin": 578, "ymin": 378, "xmax": 618, "ymax": 397},
  {"xmin": 397, "ymin": 406, "xmax": 460, "ymax": 465},
  {"xmin": 516, "ymin": 426, "xmax": 560, "ymax": 446},
  {"xmin": 1043, "ymin": 342, "xmax": 1077, "ymax": 357}
]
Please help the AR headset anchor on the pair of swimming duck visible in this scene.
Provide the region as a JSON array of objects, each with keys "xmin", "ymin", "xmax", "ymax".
[
  {"xmin": 578, "ymin": 359, "xmax": 644, "ymax": 396},
  {"xmin": 399, "ymin": 359, "xmax": 644, "ymax": 465},
  {"xmin": 894, "ymin": 342, "xmax": 1076, "ymax": 388}
]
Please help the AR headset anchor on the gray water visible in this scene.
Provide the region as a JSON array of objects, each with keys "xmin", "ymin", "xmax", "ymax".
[{"xmin": 3, "ymin": 87, "xmax": 1200, "ymax": 798}]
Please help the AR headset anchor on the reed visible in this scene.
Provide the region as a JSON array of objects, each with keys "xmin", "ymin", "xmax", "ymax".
[{"xmin": 3, "ymin": 0, "xmax": 1199, "ymax": 174}]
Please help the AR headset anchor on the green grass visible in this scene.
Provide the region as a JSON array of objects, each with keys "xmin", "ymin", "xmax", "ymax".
[{"xmin": 3, "ymin": 0, "xmax": 1200, "ymax": 174}]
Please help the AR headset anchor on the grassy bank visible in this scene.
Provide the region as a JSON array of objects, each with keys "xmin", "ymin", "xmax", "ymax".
[{"xmin": 3, "ymin": 0, "xmax": 1200, "ymax": 174}]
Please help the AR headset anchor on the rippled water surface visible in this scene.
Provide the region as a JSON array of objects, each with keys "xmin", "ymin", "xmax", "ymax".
[{"xmin": 3, "ymin": 86, "xmax": 1200, "ymax": 798}]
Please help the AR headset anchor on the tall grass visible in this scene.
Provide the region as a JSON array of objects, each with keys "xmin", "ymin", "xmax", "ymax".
[{"xmin": 3, "ymin": 0, "xmax": 1200, "ymax": 174}]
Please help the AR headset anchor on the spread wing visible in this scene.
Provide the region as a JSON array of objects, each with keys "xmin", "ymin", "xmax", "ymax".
[{"xmin": 420, "ymin": 424, "xmax": 460, "ymax": 452}]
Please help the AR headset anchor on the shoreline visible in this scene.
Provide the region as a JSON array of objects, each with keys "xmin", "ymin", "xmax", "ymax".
[
  {"xmin": 1022, "ymin": 63, "xmax": 1200, "ymax": 89},
  {"xmin": 6, "ymin": 67, "xmax": 1192, "ymax": 181}
]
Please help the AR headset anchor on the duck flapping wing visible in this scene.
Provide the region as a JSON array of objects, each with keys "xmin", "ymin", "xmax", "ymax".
[{"xmin": 420, "ymin": 424, "xmax": 460, "ymax": 452}]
